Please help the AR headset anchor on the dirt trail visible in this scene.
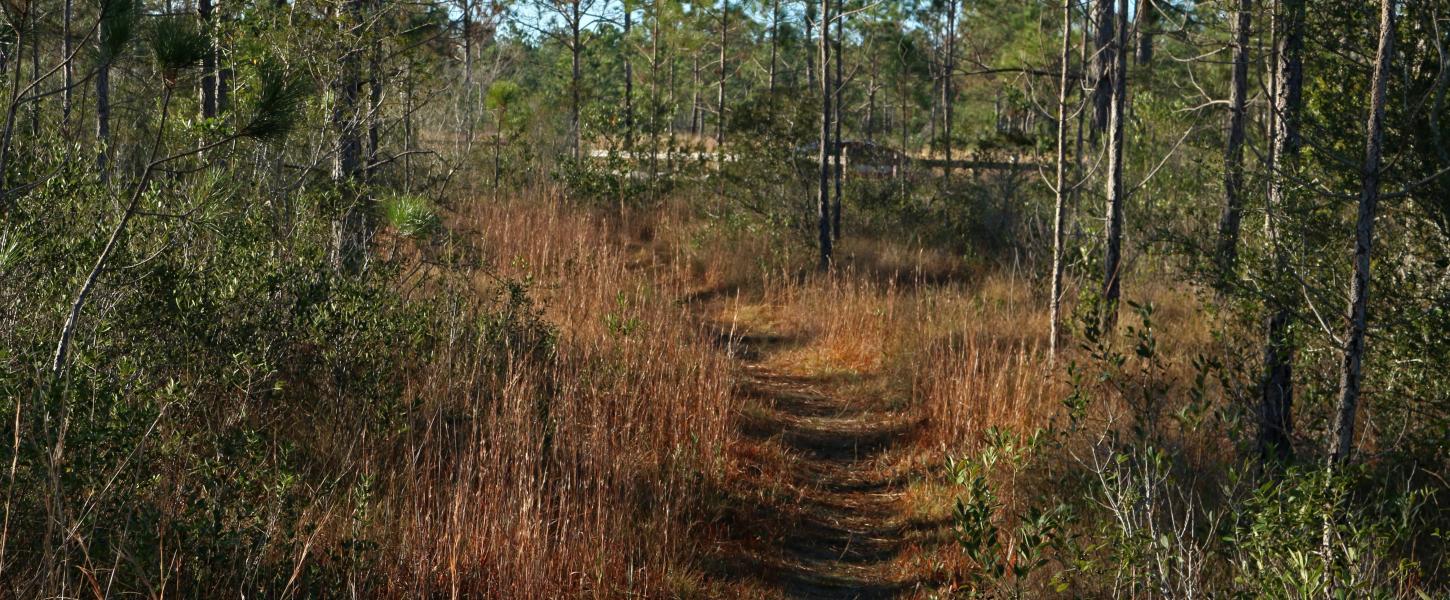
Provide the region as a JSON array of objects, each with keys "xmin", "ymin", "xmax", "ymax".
[{"xmin": 710, "ymin": 329, "xmax": 930, "ymax": 599}]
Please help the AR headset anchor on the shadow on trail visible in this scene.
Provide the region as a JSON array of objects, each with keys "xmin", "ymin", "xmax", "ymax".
[{"xmin": 707, "ymin": 329, "xmax": 938, "ymax": 599}]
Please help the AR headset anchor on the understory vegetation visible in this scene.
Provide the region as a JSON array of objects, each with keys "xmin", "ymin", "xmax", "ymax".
[{"xmin": 3, "ymin": 0, "xmax": 1449, "ymax": 597}]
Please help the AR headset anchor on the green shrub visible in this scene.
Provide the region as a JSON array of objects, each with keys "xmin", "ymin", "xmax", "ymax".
[{"xmin": 382, "ymin": 193, "xmax": 440, "ymax": 238}]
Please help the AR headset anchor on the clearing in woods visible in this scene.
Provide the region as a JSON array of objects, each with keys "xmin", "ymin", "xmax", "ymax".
[{"xmin": 702, "ymin": 301, "xmax": 946, "ymax": 598}]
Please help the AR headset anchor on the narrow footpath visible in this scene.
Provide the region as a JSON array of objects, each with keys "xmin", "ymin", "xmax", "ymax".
[{"xmin": 707, "ymin": 321, "xmax": 934, "ymax": 599}]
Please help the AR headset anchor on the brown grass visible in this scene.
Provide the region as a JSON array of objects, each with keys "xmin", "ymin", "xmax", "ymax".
[
  {"xmin": 365, "ymin": 191, "xmax": 737, "ymax": 597},
  {"xmin": 355, "ymin": 190, "xmax": 1235, "ymax": 597}
]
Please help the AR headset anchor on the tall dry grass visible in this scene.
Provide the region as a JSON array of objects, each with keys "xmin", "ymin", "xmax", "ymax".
[
  {"xmin": 376, "ymin": 192, "xmax": 1233, "ymax": 597},
  {"xmin": 367, "ymin": 191, "xmax": 736, "ymax": 597}
]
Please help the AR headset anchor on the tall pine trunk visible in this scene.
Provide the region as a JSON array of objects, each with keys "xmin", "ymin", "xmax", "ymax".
[
  {"xmin": 866, "ymin": 57, "xmax": 877, "ymax": 143},
  {"xmin": 1260, "ymin": 0, "xmax": 1305, "ymax": 463},
  {"xmin": 1050, "ymin": 0, "xmax": 1073, "ymax": 360},
  {"xmin": 367, "ymin": 41, "xmax": 383, "ymax": 181},
  {"xmin": 27, "ymin": 13, "xmax": 38, "ymax": 137},
  {"xmin": 199, "ymin": 0, "xmax": 217, "ymax": 119},
  {"xmin": 691, "ymin": 54, "xmax": 700, "ymax": 136},
  {"xmin": 1215, "ymin": 0, "xmax": 1252, "ymax": 278},
  {"xmin": 1134, "ymin": 0, "xmax": 1155, "ymax": 65},
  {"xmin": 570, "ymin": 0, "xmax": 582, "ymax": 161},
  {"xmin": 1091, "ymin": 0, "xmax": 1115, "ymax": 138},
  {"xmin": 1101, "ymin": 0, "xmax": 1128, "ymax": 330},
  {"xmin": 62, "ymin": 0, "xmax": 74, "ymax": 128},
  {"xmin": 817, "ymin": 0, "xmax": 832, "ymax": 269},
  {"xmin": 831, "ymin": 0, "xmax": 843, "ymax": 239},
  {"xmin": 1329, "ymin": 0, "xmax": 1394, "ymax": 467},
  {"xmin": 650, "ymin": 8, "xmax": 661, "ymax": 188},
  {"xmin": 624, "ymin": 5, "xmax": 634, "ymax": 151},
  {"xmin": 716, "ymin": 2, "xmax": 727, "ymax": 146},
  {"xmin": 806, "ymin": 0, "xmax": 816, "ymax": 89},
  {"xmin": 942, "ymin": 0, "xmax": 955, "ymax": 183},
  {"xmin": 333, "ymin": 0, "xmax": 367, "ymax": 273}
]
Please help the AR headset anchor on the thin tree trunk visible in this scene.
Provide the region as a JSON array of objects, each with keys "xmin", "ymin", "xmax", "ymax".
[
  {"xmin": 650, "ymin": 7, "xmax": 661, "ymax": 188},
  {"xmin": 624, "ymin": 4, "xmax": 634, "ymax": 150},
  {"xmin": 716, "ymin": 1, "xmax": 727, "ymax": 146},
  {"xmin": 866, "ymin": 54, "xmax": 877, "ymax": 142},
  {"xmin": 1260, "ymin": 0, "xmax": 1304, "ymax": 463},
  {"xmin": 0, "ymin": 26, "xmax": 24, "ymax": 211},
  {"xmin": 216, "ymin": 3, "xmax": 229, "ymax": 113},
  {"xmin": 63, "ymin": 0, "xmax": 74, "ymax": 128},
  {"xmin": 817, "ymin": 0, "xmax": 832, "ymax": 269},
  {"xmin": 928, "ymin": 72, "xmax": 937, "ymax": 156},
  {"xmin": 806, "ymin": 0, "xmax": 816, "ymax": 89},
  {"xmin": 1216, "ymin": 0, "xmax": 1252, "ymax": 278},
  {"xmin": 463, "ymin": 0, "xmax": 474, "ymax": 147},
  {"xmin": 404, "ymin": 70, "xmax": 415, "ymax": 190},
  {"xmin": 217, "ymin": 67, "xmax": 230, "ymax": 113},
  {"xmin": 691, "ymin": 54, "xmax": 700, "ymax": 136},
  {"xmin": 1074, "ymin": 0, "xmax": 1088, "ymax": 202},
  {"xmin": 333, "ymin": 0, "xmax": 367, "ymax": 273},
  {"xmin": 493, "ymin": 126, "xmax": 502, "ymax": 189},
  {"xmin": 1101, "ymin": 0, "xmax": 1129, "ymax": 330},
  {"xmin": 895, "ymin": 46, "xmax": 907, "ymax": 181},
  {"xmin": 768, "ymin": 0, "xmax": 779, "ymax": 94},
  {"xmin": 55, "ymin": 87, "xmax": 175, "ymax": 377},
  {"xmin": 571, "ymin": 3, "xmax": 582, "ymax": 161},
  {"xmin": 1134, "ymin": 0, "xmax": 1154, "ymax": 65},
  {"xmin": 832, "ymin": 0, "xmax": 843, "ymax": 239},
  {"xmin": 1050, "ymin": 0, "xmax": 1073, "ymax": 360},
  {"xmin": 668, "ymin": 53, "xmax": 677, "ymax": 138},
  {"xmin": 1091, "ymin": 0, "xmax": 1115, "ymax": 138},
  {"xmin": 367, "ymin": 46, "xmax": 383, "ymax": 181},
  {"xmin": 943, "ymin": 0, "xmax": 956, "ymax": 183},
  {"xmin": 97, "ymin": 45, "xmax": 112, "ymax": 182},
  {"xmin": 1329, "ymin": 0, "xmax": 1394, "ymax": 467},
  {"xmin": 199, "ymin": 0, "xmax": 218, "ymax": 119},
  {"xmin": 27, "ymin": 13, "xmax": 38, "ymax": 137}
]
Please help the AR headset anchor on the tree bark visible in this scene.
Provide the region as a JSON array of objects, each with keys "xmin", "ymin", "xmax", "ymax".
[
  {"xmin": 1215, "ymin": 0, "xmax": 1252, "ymax": 278},
  {"xmin": 1091, "ymin": 0, "xmax": 1115, "ymax": 138},
  {"xmin": 806, "ymin": 0, "xmax": 817, "ymax": 89},
  {"xmin": 494, "ymin": 124, "xmax": 502, "ymax": 189},
  {"xmin": 199, "ymin": 0, "xmax": 218, "ymax": 119},
  {"xmin": 367, "ymin": 44, "xmax": 383, "ymax": 181},
  {"xmin": 624, "ymin": 4, "xmax": 634, "ymax": 150},
  {"xmin": 27, "ymin": 13, "xmax": 38, "ymax": 137},
  {"xmin": 1134, "ymin": 0, "xmax": 1155, "ymax": 65},
  {"xmin": 668, "ymin": 52, "xmax": 677, "ymax": 138},
  {"xmin": 1101, "ymin": 0, "xmax": 1129, "ymax": 331},
  {"xmin": 691, "ymin": 54, "xmax": 700, "ymax": 136},
  {"xmin": 0, "ymin": 26, "xmax": 26, "ymax": 208},
  {"xmin": 866, "ymin": 55, "xmax": 877, "ymax": 142},
  {"xmin": 1050, "ymin": 0, "xmax": 1073, "ymax": 360},
  {"xmin": 1259, "ymin": 0, "xmax": 1305, "ymax": 463},
  {"xmin": 63, "ymin": 0, "xmax": 74, "ymax": 127},
  {"xmin": 817, "ymin": 0, "xmax": 832, "ymax": 269},
  {"xmin": 571, "ymin": 1, "xmax": 582, "ymax": 161},
  {"xmin": 333, "ymin": 0, "xmax": 367, "ymax": 273},
  {"xmin": 1329, "ymin": 0, "xmax": 1394, "ymax": 467},
  {"xmin": 461, "ymin": 0, "xmax": 479, "ymax": 150},
  {"xmin": 832, "ymin": 0, "xmax": 843, "ymax": 240},
  {"xmin": 650, "ymin": 6, "xmax": 661, "ymax": 188},
  {"xmin": 716, "ymin": 1, "xmax": 727, "ymax": 146},
  {"xmin": 942, "ymin": 0, "xmax": 956, "ymax": 183}
]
